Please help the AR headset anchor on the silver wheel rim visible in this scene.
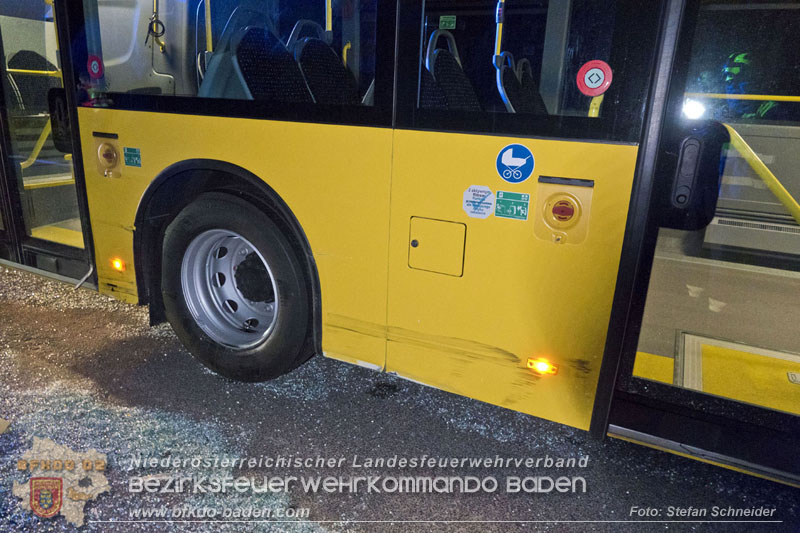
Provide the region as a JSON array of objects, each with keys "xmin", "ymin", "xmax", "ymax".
[{"xmin": 181, "ymin": 229, "xmax": 278, "ymax": 349}]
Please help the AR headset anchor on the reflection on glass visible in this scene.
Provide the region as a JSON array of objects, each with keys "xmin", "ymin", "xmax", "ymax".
[
  {"xmin": 635, "ymin": 1, "xmax": 800, "ymax": 416},
  {"xmin": 0, "ymin": 4, "xmax": 83, "ymax": 249}
]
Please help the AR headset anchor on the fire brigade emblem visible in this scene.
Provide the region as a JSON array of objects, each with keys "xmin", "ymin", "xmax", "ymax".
[
  {"xmin": 30, "ymin": 478, "xmax": 63, "ymax": 518},
  {"xmin": 13, "ymin": 438, "xmax": 110, "ymax": 526}
]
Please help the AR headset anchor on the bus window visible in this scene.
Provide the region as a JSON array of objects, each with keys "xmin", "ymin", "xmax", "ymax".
[
  {"xmin": 418, "ymin": 1, "xmax": 616, "ymax": 118},
  {"xmin": 0, "ymin": 3, "xmax": 85, "ymax": 250},
  {"xmin": 677, "ymin": 2, "xmax": 800, "ymax": 241},
  {"xmin": 631, "ymin": 1, "xmax": 800, "ymax": 421},
  {"xmin": 406, "ymin": 1, "xmax": 654, "ymax": 144},
  {"xmin": 682, "ymin": 4, "xmax": 800, "ymax": 124},
  {"xmin": 82, "ymin": 0, "xmax": 377, "ymax": 107}
]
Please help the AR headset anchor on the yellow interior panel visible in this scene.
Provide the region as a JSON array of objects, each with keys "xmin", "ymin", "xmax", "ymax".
[
  {"xmin": 702, "ymin": 344, "xmax": 800, "ymax": 416},
  {"xmin": 387, "ymin": 130, "xmax": 640, "ymax": 430},
  {"xmin": 76, "ymin": 107, "xmax": 393, "ymax": 367},
  {"xmin": 22, "ymin": 175, "xmax": 75, "ymax": 190},
  {"xmin": 29, "ymin": 224, "xmax": 85, "ymax": 249},
  {"xmin": 632, "ymin": 352, "xmax": 674, "ymax": 384}
]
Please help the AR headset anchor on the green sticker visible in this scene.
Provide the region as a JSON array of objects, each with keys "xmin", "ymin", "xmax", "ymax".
[
  {"xmin": 439, "ymin": 15, "xmax": 456, "ymax": 30},
  {"xmin": 123, "ymin": 147, "xmax": 141, "ymax": 167},
  {"xmin": 495, "ymin": 191, "xmax": 530, "ymax": 220}
]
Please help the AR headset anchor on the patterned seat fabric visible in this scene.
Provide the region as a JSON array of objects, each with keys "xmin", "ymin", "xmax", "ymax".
[
  {"xmin": 297, "ymin": 38, "xmax": 360, "ymax": 105},
  {"xmin": 420, "ymin": 68, "xmax": 447, "ymax": 110},
  {"xmin": 431, "ymin": 50, "xmax": 481, "ymax": 112},
  {"xmin": 236, "ymin": 28, "xmax": 313, "ymax": 103}
]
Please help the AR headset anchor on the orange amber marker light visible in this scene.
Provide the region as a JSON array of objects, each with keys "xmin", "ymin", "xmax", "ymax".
[
  {"xmin": 527, "ymin": 358, "xmax": 558, "ymax": 376},
  {"xmin": 111, "ymin": 258, "xmax": 126, "ymax": 272}
]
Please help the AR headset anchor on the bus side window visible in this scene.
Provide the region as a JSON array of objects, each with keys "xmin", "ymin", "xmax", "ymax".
[
  {"xmin": 83, "ymin": 0, "xmax": 378, "ymax": 107},
  {"xmin": 416, "ymin": 1, "xmax": 617, "ymax": 119}
]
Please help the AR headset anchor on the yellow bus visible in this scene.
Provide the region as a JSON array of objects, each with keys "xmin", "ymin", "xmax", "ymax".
[{"xmin": 0, "ymin": 0, "xmax": 798, "ymax": 485}]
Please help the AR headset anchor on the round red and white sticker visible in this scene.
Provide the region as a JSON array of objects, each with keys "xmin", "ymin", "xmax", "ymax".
[
  {"xmin": 87, "ymin": 55, "xmax": 104, "ymax": 79},
  {"xmin": 576, "ymin": 60, "xmax": 612, "ymax": 97}
]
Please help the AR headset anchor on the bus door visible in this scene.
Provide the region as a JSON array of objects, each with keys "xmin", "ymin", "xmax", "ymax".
[
  {"xmin": 385, "ymin": 0, "xmax": 678, "ymax": 431},
  {"xmin": 0, "ymin": 1, "xmax": 93, "ymax": 280},
  {"xmin": 615, "ymin": 0, "xmax": 800, "ymax": 484}
]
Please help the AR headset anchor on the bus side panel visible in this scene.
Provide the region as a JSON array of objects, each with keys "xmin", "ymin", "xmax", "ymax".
[
  {"xmin": 77, "ymin": 108, "xmax": 392, "ymax": 368},
  {"xmin": 386, "ymin": 130, "xmax": 639, "ymax": 430}
]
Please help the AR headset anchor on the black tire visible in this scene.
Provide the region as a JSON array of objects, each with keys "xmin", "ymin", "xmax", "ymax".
[{"xmin": 161, "ymin": 192, "xmax": 310, "ymax": 381}]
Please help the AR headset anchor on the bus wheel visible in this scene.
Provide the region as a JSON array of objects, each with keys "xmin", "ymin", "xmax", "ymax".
[{"xmin": 161, "ymin": 192, "xmax": 309, "ymax": 381}]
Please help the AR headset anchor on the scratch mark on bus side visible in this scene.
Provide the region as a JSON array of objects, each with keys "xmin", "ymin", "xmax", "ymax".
[
  {"xmin": 327, "ymin": 314, "xmax": 522, "ymax": 365},
  {"xmin": 568, "ymin": 359, "xmax": 592, "ymax": 376}
]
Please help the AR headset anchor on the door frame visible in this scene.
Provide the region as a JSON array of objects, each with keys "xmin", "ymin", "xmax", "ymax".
[
  {"xmin": 0, "ymin": 1, "xmax": 95, "ymax": 281},
  {"xmin": 588, "ymin": 0, "xmax": 690, "ymax": 436},
  {"xmin": 601, "ymin": 0, "xmax": 800, "ymax": 483},
  {"xmin": 395, "ymin": 0, "xmax": 684, "ymax": 431}
]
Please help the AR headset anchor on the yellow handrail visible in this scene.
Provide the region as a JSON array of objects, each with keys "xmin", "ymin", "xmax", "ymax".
[
  {"xmin": 7, "ymin": 68, "xmax": 61, "ymax": 78},
  {"xmin": 325, "ymin": 0, "xmax": 332, "ymax": 33},
  {"xmin": 342, "ymin": 42, "xmax": 351, "ymax": 67},
  {"xmin": 723, "ymin": 124, "xmax": 800, "ymax": 225},
  {"xmin": 686, "ymin": 92, "xmax": 800, "ymax": 103},
  {"xmin": 205, "ymin": 0, "xmax": 213, "ymax": 53},
  {"xmin": 20, "ymin": 121, "xmax": 52, "ymax": 170},
  {"xmin": 588, "ymin": 95, "xmax": 604, "ymax": 118}
]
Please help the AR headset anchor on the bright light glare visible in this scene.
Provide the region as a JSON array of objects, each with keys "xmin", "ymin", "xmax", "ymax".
[
  {"xmin": 527, "ymin": 358, "xmax": 558, "ymax": 376},
  {"xmin": 682, "ymin": 99, "xmax": 706, "ymax": 119},
  {"xmin": 111, "ymin": 258, "xmax": 126, "ymax": 272}
]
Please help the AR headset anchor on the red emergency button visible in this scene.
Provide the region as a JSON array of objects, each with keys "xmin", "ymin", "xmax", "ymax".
[
  {"xmin": 87, "ymin": 55, "xmax": 104, "ymax": 79},
  {"xmin": 552, "ymin": 200, "xmax": 575, "ymax": 221},
  {"xmin": 97, "ymin": 142, "xmax": 118, "ymax": 169}
]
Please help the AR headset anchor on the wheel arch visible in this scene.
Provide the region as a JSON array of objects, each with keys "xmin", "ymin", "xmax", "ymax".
[{"xmin": 133, "ymin": 159, "xmax": 322, "ymax": 356}]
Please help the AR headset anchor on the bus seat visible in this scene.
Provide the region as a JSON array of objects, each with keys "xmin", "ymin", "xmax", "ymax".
[
  {"xmin": 294, "ymin": 38, "xmax": 360, "ymax": 105},
  {"xmin": 286, "ymin": 19, "xmax": 329, "ymax": 50},
  {"xmin": 516, "ymin": 58, "xmax": 548, "ymax": 114},
  {"xmin": 199, "ymin": 5, "xmax": 268, "ymax": 99},
  {"xmin": 285, "ymin": 20, "xmax": 359, "ymax": 105},
  {"xmin": 7, "ymin": 50, "xmax": 59, "ymax": 114},
  {"xmin": 495, "ymin": 53, "xmax": 547, "ymax": 114},
  {"xmin": 420, "ymin": 67, "xmax": 447, "ymax": 109},
  {"xmin": 236, "ymin": 28, "xmax": 313, "ymax": 102},
  {"xmin": 199, "ymin": 6, "xmax": 311, "ymax": 103},
  {"xmin": 424, "ymin": 30, "xmax": 481, "ymax": 111}
]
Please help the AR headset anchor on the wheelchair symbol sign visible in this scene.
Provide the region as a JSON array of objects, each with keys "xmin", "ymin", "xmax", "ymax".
[{"xmin": 496, "ymin": 144, "xmax": 534, "ymax": 183}]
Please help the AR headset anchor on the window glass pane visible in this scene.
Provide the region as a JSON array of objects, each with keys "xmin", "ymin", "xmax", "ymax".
[
  {"xmin": 418, "ymin": 1, "xmax": 618, "ymax": 117},
  {"xmin": 83, "ymin": 0, "xmax": 377, "ymax": 107},
  {"xmin": 682, "ymin": 3, "xmax": 800, "ymax": 125},
  {"xmin": 0, "ymin": 4, "xmax": 84, "ymax": 248},
  {"xmin": 633, "ymin": 1, "xmax": 800, "ymax": 422}
]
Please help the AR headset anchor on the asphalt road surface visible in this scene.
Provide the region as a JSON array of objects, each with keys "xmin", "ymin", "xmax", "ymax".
[{"xmin": 0, "ymin": 265, "xmax": 797, "ymax": 532}]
